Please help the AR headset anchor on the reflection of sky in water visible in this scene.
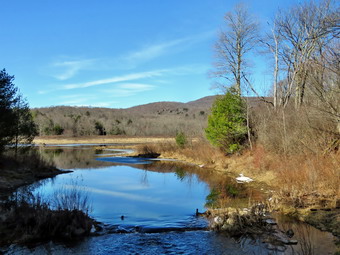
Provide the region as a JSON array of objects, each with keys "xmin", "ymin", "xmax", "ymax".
[
  {"xmin": 7, "ymin": 147, "xmax": 338, "ymax": 255},
  {"xmin": 35, "ymin": 164, "xmax": 209, "ymax": 228},
  {"xmin": 97, "ymin": 157, "xmax": 153, "ymax": 164}
]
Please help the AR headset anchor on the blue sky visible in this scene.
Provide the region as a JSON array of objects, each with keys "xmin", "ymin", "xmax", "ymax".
[{"xmin": 1, "ymin": 0, "xmax": 302, "ymax": 108}]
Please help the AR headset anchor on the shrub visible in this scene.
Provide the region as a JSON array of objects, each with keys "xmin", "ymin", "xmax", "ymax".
[
  {"xmin": 94, "ymin": 121, "xmax": 106, "ymax": 135},
  {"xmin": 175, "ymin": 132, "xmax": 187, "ymax": 148},
  {"xmin": 53, "ymin": 124, "xmax": 64, "ymax": 135},
  {"xmin": 110, "ymin": 126, "xmax": 126, "ymax": 135}
]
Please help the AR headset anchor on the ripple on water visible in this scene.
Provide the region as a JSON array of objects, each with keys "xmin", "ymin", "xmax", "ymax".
[{"xmin": 2, "ymin": 231, "xmax": 272, "ymax": 255}]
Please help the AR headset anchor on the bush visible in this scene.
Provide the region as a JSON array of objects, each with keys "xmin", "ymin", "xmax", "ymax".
[
  {"xmin": 175, "ymin": 132, "xmax": 187, "ymax": 148},
  {"xmin": 110, "ymin": 126, "xmax": 126, "ymax": 135},
  {"xmin": 94, "ymin": 121, "xmax": 106, "ymax": 135},
  {"xmin": 53, "ymin": 124, "xmax": 64, "ymax": 135}
]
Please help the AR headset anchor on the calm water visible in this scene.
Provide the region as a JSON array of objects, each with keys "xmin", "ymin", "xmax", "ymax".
[{"xmin": 2, "ymin": 145, "xmax": 337, "ymax": 254}]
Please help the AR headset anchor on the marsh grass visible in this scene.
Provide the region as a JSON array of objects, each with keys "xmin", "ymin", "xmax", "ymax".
[
  {"xmin": 0, "ymin": 179, "xmax": 93, "ymax": 246},
  {"xmin": 51, "ymin": 180, "xmax": 92, "ymax": 214}
]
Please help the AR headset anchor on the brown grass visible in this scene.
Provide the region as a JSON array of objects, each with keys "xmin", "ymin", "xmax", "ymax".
[
  {"xmin": 34, "ymin": 135, "xmax": 175, "ymax": 145},
  {"xmin": 136, "ymin": 139, "xmax": 226, "ymax": 166},
  {"xmin": 249, "ymin": 146, "xmax": 340, "ymax": 208}
]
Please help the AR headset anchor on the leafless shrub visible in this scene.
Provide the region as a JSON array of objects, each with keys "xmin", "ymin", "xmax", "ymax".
[{"xmin": 51, "ymin": 180, "xmax": 91, "ymax": 214}]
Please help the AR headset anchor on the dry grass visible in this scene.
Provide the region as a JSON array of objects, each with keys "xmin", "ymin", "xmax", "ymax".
[
  {"xmin": 136, "ymin": 139, "xmax": 276, "ymax": 185},
  {"xmin": 34, "ymin": 135, "xmax": 174, "ymax": 145},
  {"xmin": 274, "ymin": 153, "xmax": 340, "ymax": 208},
  {"xmin": 136, "ymin": 139, "xmax": 226, "ymax": 166},
  {"xmin": 250, "ymin": 146, "xmax": 340, "ymax": 208}
]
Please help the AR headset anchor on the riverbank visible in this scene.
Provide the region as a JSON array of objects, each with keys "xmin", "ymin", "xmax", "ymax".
[
  {"xmin": 133, "ymin": 140, "xmax": 340, "ymax": 242},
  {"xmin": 0, "ymin": 151, "xmax": 67, "ymax": 196},
  {"xmin": 31, "ymin": 136, "xmax": 340, "ymax": 250},
  {"xmin": 33, "ymin": 136, "xmax": 339, "ymax": 209},
  {"xmin": 0, "ymin": 149, "xmax": 98, "ymax": 247},
  {"xmin": 0, "ymin": 201, "xmax": 96, "ymax": 247}
]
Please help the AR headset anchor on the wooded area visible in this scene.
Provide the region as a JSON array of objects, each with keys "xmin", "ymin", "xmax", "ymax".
[
  {"xmin": 209, "ymin": 0, "xmax": 339, "ymax": 155},
  {"xmin": 31, "ymin": 97, "xmax": 214, "ymax": 137}
]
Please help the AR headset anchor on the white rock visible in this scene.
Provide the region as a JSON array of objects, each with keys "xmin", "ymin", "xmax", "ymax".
[{"xmin": 214, "ymin": 216, "xmax": 223, "ymax": 224}]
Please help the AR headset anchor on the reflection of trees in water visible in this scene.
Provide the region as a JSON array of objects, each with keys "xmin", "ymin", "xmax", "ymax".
[
  {"xmin": 130, "ymin": 161, "xmax": 265, "ymax": 208},
  {"xmin": 297, "ymin": 225, "xmax": 314, "ymax": 255},
  {"xmin": 36, "ymin": 147, "xmax": 265, "ymax": 209},
  {"xmin": 38, "ymin": 147, "xmax": 116, "ymax": 169},
  {"xmin": 6, "ymin": 177, "xmax": 52, "ymax": 205},
  {"xmin": 275, "ymin": 214, "xmax": 337, "ymax": 255},
  {"xmin": 175, "ymin": 167, "xmax": 187, "ymax": 181},
  {"xmin": 140, "ymin": 170, "xmax": 149, "ymax": 187}
]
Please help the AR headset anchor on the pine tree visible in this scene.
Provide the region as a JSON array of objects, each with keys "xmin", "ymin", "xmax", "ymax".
[{"xmin": 205, "ymin": 87, "xmax": 247, "ymax": 153}]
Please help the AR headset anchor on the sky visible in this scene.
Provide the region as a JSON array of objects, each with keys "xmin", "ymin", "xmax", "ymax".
[{"xmin": 1, "ymin": 0, "xmax": 304, "ymax": 109}]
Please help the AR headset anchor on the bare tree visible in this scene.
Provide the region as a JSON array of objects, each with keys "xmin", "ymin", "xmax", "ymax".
[
  {"xmin": 212, "ymin": 4, "xmax": 259, "ymax": 95},
  {"xmin": 308, "ymin": 41, "xmax": 340, "ymax": 137},
  {"xmin": 275, "ymin": 0, "xmax": 339, "ymax": 108},
  {"xmin": 260, "ymin": 20, "xmax": 283, "ymax": 109}
]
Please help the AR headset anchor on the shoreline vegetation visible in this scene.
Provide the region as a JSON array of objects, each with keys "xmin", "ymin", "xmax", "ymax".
[
  {"xmin": 0, "ymin": 136, "xmax": 338, "ymax": 250},
  {"xmin": 0, "ymin": 148, "xmax": 98, "ymax": 247},
  {"xmin": 33, "ymin": 136, "xmax": 339, "ymax": 241},
  {"xmin": 0, "ymin": 149, "xmax": 66, "ymax": 195},
  {"xmin": 134, "ymin": 139, "xmax": 340, "ymax": 239}
]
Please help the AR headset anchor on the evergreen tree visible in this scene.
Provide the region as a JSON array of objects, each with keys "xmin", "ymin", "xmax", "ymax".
[
  {"xmin": 205, "ymin": 87, "xmax": 247, "ymax": 153},
  {"xmin": 0, "ymin": 69, "xmax": 37, "ymax": 153}
]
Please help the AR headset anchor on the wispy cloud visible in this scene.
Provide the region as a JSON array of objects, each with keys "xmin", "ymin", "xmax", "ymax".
[
  {"xmin": 51, "ymin": 59, "xmax": 97, "ymax": 80},
  {"xmin": 39, "ymin": 64, "xmax": 207, "ymax": 96},
  {"xmin": 59, "ymin": 98, "xmax": 88, "ymax": 105},
  {"xmin": 121, "ymin": 31, "xmax": 214, "ymax": 68},
  {"xmin": 88, "ymin": 102, "xmax": 113, "ymax": 107},
  {"xmin": 103, "ymin": 83, "xmax": 156, "ymax": 97},
  {"xmin": 168, "ymin": 64, "xmax": 210, "ymax": 75},
  {"xmin": 62, "ymin": 70, "xmax": 166, "ymax": 90},
  {"xmin": 118, "ymin": 83, "xmax": 155, "ymax": 90},
  {"xmin": 123, "ymin": 38, "xmax": 187, "ymax": 65},
  {"xmin": 59, "ymin": 95, "xmax": 114, "ymax": 107}
]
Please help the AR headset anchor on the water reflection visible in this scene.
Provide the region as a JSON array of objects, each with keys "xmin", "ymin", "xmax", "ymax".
[
  {"xmin": 3, "ymin": 145, "xmax": 336, "ymax": 255},
  {"xmin": 275, "ymin": 214, "xmax": 337, "ymax": 255},
  {"xmin": 37, "ymin": 146, "xmax": 121, "ymax": 169},
  {"xmin": 32, "ymin": 151, "xmax": 211, "ymax": 229}
]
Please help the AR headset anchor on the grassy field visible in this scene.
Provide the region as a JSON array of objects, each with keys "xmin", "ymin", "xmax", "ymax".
[{"xmin": 34, "ymin": 135, "xmax": 175, "ymax": 145}]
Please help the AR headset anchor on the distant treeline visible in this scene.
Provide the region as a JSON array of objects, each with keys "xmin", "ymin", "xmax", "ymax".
[{"xmin": 31, "ymin": 96, "xmax": 216, "ymax": 137}]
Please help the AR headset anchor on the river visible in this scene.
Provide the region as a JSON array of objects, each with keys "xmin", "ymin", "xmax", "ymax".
[{"xmin": 1, "ymin": 145, "xmax": 337, "ymax": 254}]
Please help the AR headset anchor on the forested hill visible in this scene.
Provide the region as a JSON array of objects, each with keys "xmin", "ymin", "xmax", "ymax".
[{"xmin": 32, "ymin": 96, "xmax": 217, "ymax": 137}]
